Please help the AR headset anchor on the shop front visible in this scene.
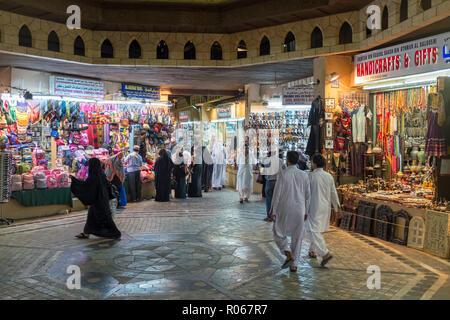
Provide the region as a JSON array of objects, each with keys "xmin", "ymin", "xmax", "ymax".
[
  {"xmin": 322, "ymin": 32, "xmax": 450, "ymax": 258},
  {"xmin": 0, "ymin": 73, "xmax": 175, "ymax": 221}
]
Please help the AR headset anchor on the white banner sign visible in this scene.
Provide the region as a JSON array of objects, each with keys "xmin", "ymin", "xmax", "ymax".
[
  {"xmin": 50, "ymin": 76, "xmax": 104, "ymax": 99},
  {"xmin": 354, "ymin": 32, "xmax": 450, "ymax": 85},
  {"xmin": 282, "ymin": 87, "xmax": 314, "ymax": 105}
]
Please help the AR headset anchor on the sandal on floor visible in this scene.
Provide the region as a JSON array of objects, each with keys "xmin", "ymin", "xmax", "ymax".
[
  {"xmin": 320, "ymin": 254, "xmax": 333, "ymax": 267},
  {"xmin": 308, "ymin": 251, "xmax": 317, "ymax": 259},
  {"xmin": 281, "ymin": 258, "xmax": 293, "ymax": 269},
  {"xmin": 75, "ymin": 233, "xmax": 89, "ymax": 239},
  {"xmin": 290, "ymin": 266, "xmax": 297, "ymax": 273}
]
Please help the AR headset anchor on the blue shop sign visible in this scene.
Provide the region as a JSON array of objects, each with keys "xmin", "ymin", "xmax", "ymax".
[{"xmin": 122, "ymin": 83, "xmax": 160, "ymax": 100}]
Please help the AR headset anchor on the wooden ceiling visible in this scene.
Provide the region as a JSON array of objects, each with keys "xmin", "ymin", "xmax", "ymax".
[
  {"xmin": 0, "ymin": 0, "xmax": 373, "ymax": 33},
  {"xmin": 0, "ymin": 51, "xmax": 314, "ymax": 93}
]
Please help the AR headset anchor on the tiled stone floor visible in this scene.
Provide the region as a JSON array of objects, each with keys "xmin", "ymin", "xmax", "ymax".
[{"xmin": 0, "ymin": 189, "xmax": 449, "ymax": 300}]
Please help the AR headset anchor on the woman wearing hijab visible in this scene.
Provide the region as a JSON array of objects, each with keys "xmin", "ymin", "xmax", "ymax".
[
  {"xmin": 173, "ymin": 151, "xmax": 188, "ymax": 199},
  {"xmin": 71, "ymin": 157, "xmax": 121, "ymax": 239},
  {"xmin": 154, "ymin": 148, "xmax": 173, "ymax": 202},
  {"xmin": 188, "ymin": 145, "xmax": 203, "ymax": 197}
]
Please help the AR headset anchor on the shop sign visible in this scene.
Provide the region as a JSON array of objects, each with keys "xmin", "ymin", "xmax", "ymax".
[
  {"xmin": 282, "ymin": 87, "xmax": 314, "ymax": 105},
  {"xmin": 355, "ymin": 31, "xmax": 450, "ymax": 85},
  {"xmin": 179, "ymin": 112, "xmax": 189, "ymax": 122},
  {"xmin": 217, "ymin": 105, "xmax": 232, "ymax": 119},
  {"xmin": 121, "ymin": 83, "xmax": 160, "ymax": 100},
  {"xmin": 50, "ymin": 76, "xmax": 104, "ymax": 99}
]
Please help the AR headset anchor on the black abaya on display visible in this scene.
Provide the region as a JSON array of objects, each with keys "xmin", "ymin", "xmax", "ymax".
[
  {"xmin": 154, "ymin": 149, "xmax": 173, "ymax": 202},
  {"xmin": 306, "ymin": 96, "xmax": 325, "ymax": 157},
  {"xmin": 70, "ymin": 158, "xmax": 121, "ymax": 239}
]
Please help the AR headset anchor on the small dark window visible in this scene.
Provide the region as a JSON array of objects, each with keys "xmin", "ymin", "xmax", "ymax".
[
  {"xmin": 259, "ymin": 36, "xmax": 270, "ymax": 56},
  {"xmin": 382, "ymin": 6, "xmax": 389, "ymax": 30},
  {"xmin": 339, "ymin": 22, "xmax": 353, "ymax": 44},
  {"xmin": 184, "ymin": 41, "xmax": 196, "ymax": 60},
  {"xmin": 237, "ymin": 40, "xmax": 247, "ymax": 59},
  {"xmin": 74, "ymin": 36, "xmax": 85, "ymax": 56},
  {"xmin": 129, "ymin": 40, "xmax": 141, "ymax": 59},
  {"xmin": 400, "ymin": 0, "xmax": 408, "ymax": 22},
  {"xmin": 48, "ymin": 31, "xmax": 60, "ymax": 52},
  {"xmin": 421, "ymin": 0, "xmax": 431, "ymax": 11},
  {"xmin": 18, "ymin": 25, "xmax": 32, "ymax": 47},
  {"xmin": 211, "ymin": 41, "xmax": 222, "ymax": 60},
  {"xmin": 284, "ymin": 32, "xmax": 295, "ymax": 52},
  {"xmin": 101, "ymin": 39, "xmax": 114, "ymax": 58},
  {"xmin": 157, "ymin": 40, "xmax": 169, "ymax": 59},
  {"xmin": 311, "ymin": 27, "xmax": 323, "ymax": 48}
]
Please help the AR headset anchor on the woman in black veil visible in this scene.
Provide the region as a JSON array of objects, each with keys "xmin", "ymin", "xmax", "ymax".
[
  {"xmin": 154, "ymin": 148, "xmax": 174, "ymax": 202},
  {"xmin": 71, "ymin": 157, "xmax": 121, "ymax": 239},
  {"xmin": 173, "ymin": 151, "xmax": 187, "ymax": 199},
  {"xmin": 188, "ymin": 145, "xmax": 203, "ymax": 197}
]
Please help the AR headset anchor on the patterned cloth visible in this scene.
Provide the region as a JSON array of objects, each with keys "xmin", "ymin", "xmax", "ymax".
[{"xmin": 425, "ymin": 93, "xmax": 446, "ymax": 157}]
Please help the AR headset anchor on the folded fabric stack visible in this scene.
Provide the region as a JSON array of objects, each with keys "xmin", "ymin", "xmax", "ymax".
[
  {"xmin": 22, "ymin": 172, "xmax": 35, "ymax": 190},
  {"xmin": 11, "ymin": 174, "xmax": 23, "ymax": 191},
  {"xmin": 33, "ymin": 171, "xmax": 47, "ymax": 189}
]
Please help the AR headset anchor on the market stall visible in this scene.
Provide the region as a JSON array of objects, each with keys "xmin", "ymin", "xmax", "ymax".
[
  {"xmin": 323, "ymin": 32, "xmax": 450, "ymax": 258},
  {"xmin": 0, "ymin": 91, "xmax": 175, "ymax": 220}
]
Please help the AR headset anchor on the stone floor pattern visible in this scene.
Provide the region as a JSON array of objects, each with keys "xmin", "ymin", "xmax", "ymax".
[{"xmin": 0, "ymin": 189, "xmax": 449, "ymax": 300}]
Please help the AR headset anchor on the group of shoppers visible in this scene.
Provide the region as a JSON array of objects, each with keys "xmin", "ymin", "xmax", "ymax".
[
  {"xmin": 269, "ymin": 152, "xmax": 341, "ymax": 273},
  {"xmin": 154, "ymin": 143, "xmax": 228, "ymax": 201}
]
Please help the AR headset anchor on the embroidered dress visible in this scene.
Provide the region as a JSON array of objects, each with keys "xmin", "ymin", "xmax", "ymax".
[{"xmin": 425, "ymin": 93, "xmax": 446, "ymax": 157}]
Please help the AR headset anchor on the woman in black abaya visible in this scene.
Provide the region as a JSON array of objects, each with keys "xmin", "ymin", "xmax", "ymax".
[
  {"xmin": 71, "ymin": 158, "xmax": 121, "ymax": 239},
  {"xmin": 188, "ymin": 146, "xmax": 203, "ymax": 198},
  {"xmin": 154, "ymin": 148, "xmax": 173, "ymax": 202},
  {"xmin": 173, "ymin": 151, "xmax": 187, "ymax": 199}
]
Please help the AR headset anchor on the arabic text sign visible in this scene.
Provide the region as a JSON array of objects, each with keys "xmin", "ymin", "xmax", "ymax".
[
  {"xmin": 355, "ymin": 31, "xmax": 450, "ymax": 85},
  {"xmin": 122, "ymin": 83, "xmax": 160, "ymax": 100},
  {"xmin": 217, "ymin": 105, "xmax": 232, "ymax": 118},
  {"xmin": 282, "ymin": 87, "xmax": 314, "ymax": 105},
  {"xmin": 51, "ymin": 76, "xmax": 104, "ymax": 99}
]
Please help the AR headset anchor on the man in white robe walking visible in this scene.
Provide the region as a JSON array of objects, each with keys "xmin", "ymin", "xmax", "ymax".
[
  {"xmin": 212, "ymin": 141, "xmax": 226, "ymax": 190},
  {"xmin": 270, "ymin": 151, "xmax": 310, "ymax": 273},
  {"xmin": 305, "ymin": 153, "xmax": 341, "ymax": 267}
]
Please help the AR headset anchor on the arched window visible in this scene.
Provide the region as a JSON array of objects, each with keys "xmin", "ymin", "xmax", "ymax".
[
  {"xmin": 339, "ymin": 22, "xmax": 353, "ymax": 44},
  {"xmin": 18, "ymin": 25, "xmax": 32, "ymax": 47},
  {"xmin": 382, "ymin": 6, "xmax": 389, "ymax": 30},
  {"xmin": 400, "ymin": 0, "xmax": 408, "ymax": 22},
  {"xmin": 128, "ymin": 40, "xmax": 141, "ymax": 59},
  {"xmin": 210, "ymin": 41, "xmax": 222, "ymax": 60},
  {"xmin": 259, "ymin": 36, "xmax": 270, "ymax": 56},
  {"xmin": 74, "ymin": 36, "xmax": 85, "ymax": 56},
  {"xmin": 420, "ymin": 0, "xmax": 431, "ymax": 11},
  {"xmin": 101, "ymin": 39, "xmax": 113, "ymax": 58},
  {"xmin": 48, "ymin": 31, "xmax": 60, "ymax": 52},
  {"xmin": 366, "ymin": 15, "xmax": 372, "ymax": 38},
  {"xmin": 184, "ymin": 41, "xmax": 196, "ymax": 60},
  {"xmin": 157, "ymin": 40, "xmax": 169, "ymax": 59},
  {"xmin": 237, "ymin": 40, "xmax": 247, "ymax": 59},
  {"xmin": 311, "ymin": 27, "xmax": 323, "ymax": 48},
  {"xmin": 284, "ymin": 32, "xmax": 295, "ymax": 52}
]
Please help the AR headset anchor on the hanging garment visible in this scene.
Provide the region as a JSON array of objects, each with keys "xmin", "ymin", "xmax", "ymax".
[
  {"xmin": 88, "ymin": 124, "xmax": 100, "ymax": 148},
  {"xmin": 352, "ymin": 106, "xmax": 366, "ymax": 143},
  {"xmin": 306, "ymin": 97, "xmax": 324, "ymax": 156},
  {"xmin": 425, "ymin": 93, "xmax": 447, "ymax": 157}
]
